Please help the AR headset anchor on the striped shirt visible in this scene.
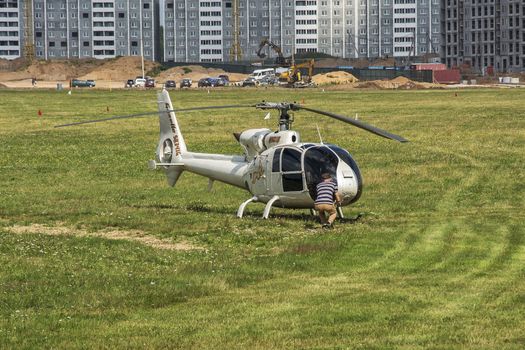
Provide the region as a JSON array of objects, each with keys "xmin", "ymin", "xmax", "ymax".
[{"xmin": 315, "ymin": 180, "xmax": 338, "ymax": 205}]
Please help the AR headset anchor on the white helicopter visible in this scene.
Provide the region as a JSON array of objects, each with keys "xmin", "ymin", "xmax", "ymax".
[{"xmin": 57, "ymin": 89, "xmax": 407, "ymax": 219}]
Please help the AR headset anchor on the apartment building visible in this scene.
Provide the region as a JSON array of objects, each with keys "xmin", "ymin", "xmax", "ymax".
[
  {"xmin": 161, "ymin": 0, "xmax": 441, "ymax": 63},
  {"xmin": 442, "ymin": 0, "xmax": 524, "ymax": 72},
  {"xmin": 162, "ymin": 0, "xmax": 296, "ymax": 62},
  {"xmin": 30, "ymin": 0, "xmax": 159, "ymax": 60},
  {"xmin": 0, "ymin": 0, "xmax": 22, "ymax": 60},
  {"xmin": 2, "ymin": 0, "xmax": 442, "ymax": 62}
]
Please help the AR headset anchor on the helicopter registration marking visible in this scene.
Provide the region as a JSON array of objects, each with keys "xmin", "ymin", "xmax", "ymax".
[{"xmin": 166, "ymin": 103, "xmax": 181, "ymax": 156}]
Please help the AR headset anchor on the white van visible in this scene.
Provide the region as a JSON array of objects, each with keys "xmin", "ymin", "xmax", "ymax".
[
  {"xmin": 249, "ymin": 68, "xmax": 275, "ymax": 81},
  {"xmin": 134, "ymin": 77, "xmax": 146, "ymax": 87}
]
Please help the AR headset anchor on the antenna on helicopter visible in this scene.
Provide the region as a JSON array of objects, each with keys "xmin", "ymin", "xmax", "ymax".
[{"xmin": 315, "ymin": 124, "xmax": 324, "ymax": 144}]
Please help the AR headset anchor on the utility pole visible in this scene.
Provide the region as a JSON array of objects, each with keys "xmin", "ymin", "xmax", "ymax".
[
  {"xmin": 23, "ymin": 0, "xmax": 35, "ymax": 62},
  {"xmin": 229, "ymin": 0, "xmax": 242, "ymax": 61}
]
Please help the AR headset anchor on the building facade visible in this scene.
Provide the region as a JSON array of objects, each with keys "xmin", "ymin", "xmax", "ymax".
[
  {"xmin": 1, "ymin": 0, "xmax": 442, "ymax": 62},
  {"xmin": 30, "ymin": 0, "xmax": 159, "ymax": 60},
  {"xmin": 442, "ymin": 0, "xmax": 524, "ymax": 72},
  {"xmin": 0, "ymin": 0, "xmax": 22, "ymax": 60},
  {"xmin": 161, "ymin": 0, "xmax": 442, "ymax": 63}
]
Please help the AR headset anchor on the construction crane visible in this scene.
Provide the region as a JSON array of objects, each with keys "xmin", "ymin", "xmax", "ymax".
[
  {"xmin": 228, "ymin": 0, "xmax": 242, "ymax": 61},
  {"xmin": 22, "ymin": 0, "xmax": 35, "ymax": 61},
  {"xmin": 256, "ymin": 38, "xmax": 289, "ymax": 66}
]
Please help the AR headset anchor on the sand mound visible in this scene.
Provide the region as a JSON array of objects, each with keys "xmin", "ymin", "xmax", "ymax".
[
  {"xmin": 312, "ymin": 71, "xmax": 358, "ymax": 85},
  {"xmin": 390, "ymin": 76, "xmax": 412, "ymax": 84},
  {"xmin": 156, "ymin": 65, "xmax": 247, "ymax": 83},
  {"xmin": 356, "ymin": 76, "xmax": 443, "ymax": 90},
  {"xmin": 0, "ymin": 59, "xmax": 104, "ymax": 81},
  {"xmin": 78, "ymin": 56, "xmax": 160, "ymax": 81}
]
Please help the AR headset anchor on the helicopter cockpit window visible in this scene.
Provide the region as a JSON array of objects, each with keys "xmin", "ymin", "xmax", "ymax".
[
  {"xmin": 272, "ymin": 148, "xmax": 282, "ymax": 172},
  {"xmin": 303, "ymin": 146, "xmax": 339, "ymax": 199},
  {"xmin": 281, "ymin": 148, "xmax": 304, "ymax": 192},
  {"xmin": 281, "ymin": 148, "xmax": 302, "ymax": 172}
]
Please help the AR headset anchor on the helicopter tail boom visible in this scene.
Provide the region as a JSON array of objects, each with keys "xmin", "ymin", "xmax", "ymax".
[
  {"xmin": 157, "ymin": 90, "xmax": 187, "ymax": 160},
  {"xmin": 155, "ymin": 90, "xmax": 189, "ymax": 186}
]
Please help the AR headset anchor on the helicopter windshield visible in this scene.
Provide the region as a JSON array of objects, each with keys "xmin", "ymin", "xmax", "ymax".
[
  {"xmin": 327, "ymin": 145, "xmax": 362, "ymax": 180},
  {"xmin": 303, "ymin": 146, "xmax": 339, "ymax": 199}
]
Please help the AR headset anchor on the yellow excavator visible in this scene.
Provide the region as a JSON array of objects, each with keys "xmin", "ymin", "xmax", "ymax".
[
  {"xmin": 279, "ymin": 59, "xmax": 315, "ymax": 88},
  {"xmin": 256, "ymin": 38, "xmax": 315, "ymax": 87}
]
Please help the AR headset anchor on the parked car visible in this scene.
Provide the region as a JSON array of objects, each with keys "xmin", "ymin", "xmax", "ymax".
[
  {"xmin": 180, "ymin": 78, "xmax": 192, "ymax": 88},
  {"xmin": 198, "ymin": 77, "xmax": 226, "ymax": 87},
  {"xmin": 125, "ymin": 79, "xmax": 135, "ymax": 88},
  {"xmin": 145, "ymin": 78, "xmax": 155, "ymax": 88},
  {"xmin": 134, "ymin": 77, "xmax": 146, "ymax": 87},
  {"xmin": 259, "ymin": 75, "xmax": 279, "ymax": 86},
  {"xmin": 198, "ymin": 78, "xmax": 212, "ymax": 87},
  {"xmin": 71, "ymin": 79, "xmax": 95, "ymax": 88},
  {"xmin": 165, "ymin": 80, "xmax": 176, "ymax": 89},
  {"xmin": 218, "ymin": 74, "xmax": 229, "ymax": 84},
  {"xmin": 212, "ymin": 77, "xmax": 226, "ymax": 87},
  {"xmin": 242, "ymin": 77, "xmax": 257, "ymax": 87}
]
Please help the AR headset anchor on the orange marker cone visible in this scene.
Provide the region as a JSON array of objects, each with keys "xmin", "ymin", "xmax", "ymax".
[{"xmin": 38, "ymin": 109, "xmax": 42, "ymax": 117}]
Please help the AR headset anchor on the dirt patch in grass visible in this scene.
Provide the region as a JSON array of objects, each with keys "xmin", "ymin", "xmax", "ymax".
[{"xmin": 6, "ymin": 223, "xmax": 204, "ymax": 251}]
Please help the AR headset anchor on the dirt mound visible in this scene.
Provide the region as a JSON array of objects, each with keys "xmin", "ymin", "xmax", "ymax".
[
  {"xmin": 156, "ymin": 65, "xmax": 247, "ymax": 83},
  {"xmin": 78, "ymin": 56, "xmax": 160, "ymax": 81},
  {"xmin": 0, "ymin": 58, "xmax": 103, "ymax": 81},
  {"xmin": 312, "ymin": 71, "xmax": 358, "ymax": 85},
  {"xmin": 390, "ymin": 76, "xmax": 412, "ymax": 85},
  {"xmin": 356, "ymin": 76, "xmax": 442, "ymax": 90},
  {"xmin": 0, "ymin": 82, "xmax": 7, "ymax": 88}
]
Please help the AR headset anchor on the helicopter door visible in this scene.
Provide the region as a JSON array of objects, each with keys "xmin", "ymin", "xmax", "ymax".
[
  {"xmin": 303, "ymin": 146, "xmax": 339, "ymax": 200},
  {"xmin": 268, "ymin": 148, "xmax": 283, "ymax": 193},
  {"xmin": 280, "ymin": 148, "xmax": 304, "ymax": 192}
]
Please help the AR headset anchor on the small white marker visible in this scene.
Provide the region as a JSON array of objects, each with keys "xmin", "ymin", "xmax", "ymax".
[{"xmin": 264, "ymin": 112, "xmax": 271, "ymax": 120}]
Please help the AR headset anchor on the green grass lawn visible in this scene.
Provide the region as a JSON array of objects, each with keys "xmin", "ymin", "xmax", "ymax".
[{"xmin": 0, "ymin": 87, "xmax": 524, "ymax": 349}]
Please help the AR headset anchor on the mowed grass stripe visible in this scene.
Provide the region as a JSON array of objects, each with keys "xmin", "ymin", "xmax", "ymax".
[{"xmin": 0, "ymin": 88, "xmax": 524, "ymax": 349}]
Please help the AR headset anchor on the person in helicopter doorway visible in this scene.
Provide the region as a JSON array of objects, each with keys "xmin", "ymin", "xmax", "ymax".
[{"xmin": 314, "ymin": 173, "xmax": 342, "ymax": 229}]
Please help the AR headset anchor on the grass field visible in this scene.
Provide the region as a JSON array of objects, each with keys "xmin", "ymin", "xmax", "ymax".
[{"xmin": 0, "ymin": 87, "xmax": 524, "ymax": 349}]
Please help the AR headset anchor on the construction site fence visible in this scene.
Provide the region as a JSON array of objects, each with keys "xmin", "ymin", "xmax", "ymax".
[{"xmin": 162, "ymin": 61, "xmax": 433, "ymax": 83}]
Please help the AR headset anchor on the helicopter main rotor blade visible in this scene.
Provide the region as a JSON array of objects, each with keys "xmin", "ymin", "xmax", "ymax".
[
  {"xmin": 296, "ymin": 105, "xmax": 409, "ymax": 143},
  {"xmin": 54, "ymin": 104, "xmax": 255, "ymax": 128}
]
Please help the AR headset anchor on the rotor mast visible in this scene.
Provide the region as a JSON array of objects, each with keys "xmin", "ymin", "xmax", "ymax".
[{"xmin": 256, "ymin": 102, "xmax": 300, "ymax": 131}]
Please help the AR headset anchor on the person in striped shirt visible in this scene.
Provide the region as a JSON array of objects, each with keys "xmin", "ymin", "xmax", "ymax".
[{"xmin": 314, "ymin": 173, "xmax": 342, "ymax": 229}]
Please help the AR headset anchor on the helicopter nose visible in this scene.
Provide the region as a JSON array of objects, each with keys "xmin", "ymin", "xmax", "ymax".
[{"xmin": 338, "ymin": 168, "xmax": 361, "ymax": 204}]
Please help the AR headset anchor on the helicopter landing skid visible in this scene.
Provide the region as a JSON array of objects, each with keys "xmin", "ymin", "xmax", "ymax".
[
  {"xmin": 336, "ymin": 205, "xmax": 344, "ymax": 219},
  {"xmin": 237, "ymin": 196, "xmax": 258, "ymax": 218},
  {"xmin": 263, "ymin": 195, "xmax": 280, "ymax": 219}
]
